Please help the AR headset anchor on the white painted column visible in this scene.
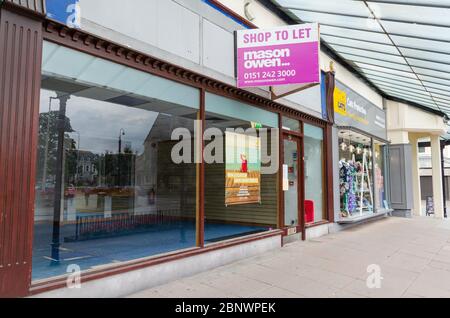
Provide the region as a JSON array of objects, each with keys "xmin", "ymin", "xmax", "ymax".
[
  {"xmin": 410, "ymin": 135, "xmax": 423, "ymax": 216},
  {"xmin": 431, "ymin": 135, "xmax": 444, "ymax": 218}
]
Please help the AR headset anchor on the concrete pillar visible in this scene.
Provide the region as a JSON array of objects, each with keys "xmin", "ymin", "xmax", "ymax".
[
  {"xmin": 431, "ymin": 135, "xmax": 444, "ymax": 218},
  {"xmin": 410, "ymin": 135, "xmax": 423, "ymax": 216}
]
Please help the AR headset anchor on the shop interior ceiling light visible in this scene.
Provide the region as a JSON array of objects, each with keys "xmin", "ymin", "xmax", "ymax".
[{"xmin": 340, "ymin": 142, "xmax": 348, "ymax": 151}]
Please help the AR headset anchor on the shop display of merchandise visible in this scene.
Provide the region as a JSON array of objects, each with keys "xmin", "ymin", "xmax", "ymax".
[
  {"xmin": 339, "ymin": 159, "xmax": 357, "ymax": 217},
  {"xmin": 339, "ymin": 157, "xmax": 373, "ymax": 217}
]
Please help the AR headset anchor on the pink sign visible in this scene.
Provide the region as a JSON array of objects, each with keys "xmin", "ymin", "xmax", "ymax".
[{"xmin": 236, "ymin": 24, "xmax": 320, "ymax": 88}]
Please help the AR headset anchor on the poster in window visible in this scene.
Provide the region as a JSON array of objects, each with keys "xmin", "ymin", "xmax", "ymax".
[{"xmin": 225, "ymin": 132, "xmax": 261, "ymax": 206}]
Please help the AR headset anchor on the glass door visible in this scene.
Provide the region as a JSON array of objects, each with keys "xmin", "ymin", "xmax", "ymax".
[{"xmin": 283, "ymin": 135, "xmax": 302, "ymax": 228}]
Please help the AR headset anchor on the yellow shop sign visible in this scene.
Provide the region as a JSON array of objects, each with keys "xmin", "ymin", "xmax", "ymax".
[{"xmin": 334, "ymin": 86, "xmax": 347, "ymax": 116}]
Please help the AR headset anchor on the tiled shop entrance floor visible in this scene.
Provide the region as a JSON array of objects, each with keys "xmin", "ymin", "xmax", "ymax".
[{"xmin": 128, "ymin": 217, "xmax": 450, "ymax": 298}]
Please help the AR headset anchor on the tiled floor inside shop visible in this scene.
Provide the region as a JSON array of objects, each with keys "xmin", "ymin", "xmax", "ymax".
[
  {"xmin": 129, "ymin": 216, "xmax": 450, "ymax": 298},
  {"xmin": 32, "ymin": 221, "xmax": 268, "ymax": 281}
]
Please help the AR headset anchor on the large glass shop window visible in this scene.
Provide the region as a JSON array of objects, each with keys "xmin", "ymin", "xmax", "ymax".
[
  {"xmin": 33, "ymin": 42, "xmax": 200, "ymax": 281},
  {"xmin": 338, "ymin": 130, "xmax": 374, "ymax": 218},
  {"xmin": 203, "ymin": 93, "xmax": 279, "ymax": 243},
  {"xmin": 304, "ymin": 124, "xmax": 326, "ymax": 224}
]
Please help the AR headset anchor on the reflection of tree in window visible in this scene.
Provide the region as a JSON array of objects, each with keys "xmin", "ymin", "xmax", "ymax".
[{"xmin": 37, "ymin": 110, "xmax": 75, "ymax": 187}]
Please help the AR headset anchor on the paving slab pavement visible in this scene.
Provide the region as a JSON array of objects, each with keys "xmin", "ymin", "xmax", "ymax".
[{"xmin": 128, "ymin": 217, "xmax": 450, "ymax": 298}]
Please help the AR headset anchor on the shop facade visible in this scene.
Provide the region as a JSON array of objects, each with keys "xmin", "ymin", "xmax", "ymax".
[
  {"xmin": 0, "ymin": 0, "xmax": 337, "ymax": 297},
  {"xmin": 385, "ymin": 100, "xmax": 447, "ymax": 218},
  {"xmin": 332, "ymin": 80, "xmax": 392, "ymax": 224}
]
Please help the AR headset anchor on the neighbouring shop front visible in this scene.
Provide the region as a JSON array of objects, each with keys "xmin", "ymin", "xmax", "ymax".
[{"xmin": 334, "ymin": 80, "xmax": 391, "ymax": 222}]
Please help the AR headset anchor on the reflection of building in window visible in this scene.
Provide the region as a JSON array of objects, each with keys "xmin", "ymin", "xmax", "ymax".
[
  {"xmin": 134, "ymin": 114, "xmax": 196, "ymax": 212},
  {"xmin": 75, "ymin": 150, "xmax": 99, "ymax": 184}
]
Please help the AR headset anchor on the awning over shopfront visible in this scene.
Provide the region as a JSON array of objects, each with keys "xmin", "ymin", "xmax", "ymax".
[{"xmin": 266, "ymin": 0, "xmax": 450, "ymax": 119}]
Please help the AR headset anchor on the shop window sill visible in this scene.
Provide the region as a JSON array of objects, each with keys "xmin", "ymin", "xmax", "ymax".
[
  {"xmin": 337, "ymin": 209, "xmax": 392, "ymax": 224},
  {"xmin": 305, "ymin": 220, "xmax": 329, "ymax": 228}
]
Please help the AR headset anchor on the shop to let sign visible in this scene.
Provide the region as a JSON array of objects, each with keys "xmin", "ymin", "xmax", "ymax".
[
  {"xmin": 236, "ymin": 23, "xmax": 320, "ymax": 88},
  {"xmin": 225, "ymin": 132, "xmax": 261, "ymax": 206}
]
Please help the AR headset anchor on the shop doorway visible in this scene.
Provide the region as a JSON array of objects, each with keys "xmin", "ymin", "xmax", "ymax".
[{"xmin": 283, "ymin": 134, "xmax": 304, "ymax": 236}]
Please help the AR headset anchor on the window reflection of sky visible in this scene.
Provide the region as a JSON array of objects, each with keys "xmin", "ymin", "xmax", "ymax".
[{"xmin": 40, "ymin": 89, "xmax": 158, "ymax": 155}]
